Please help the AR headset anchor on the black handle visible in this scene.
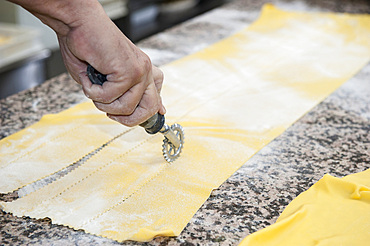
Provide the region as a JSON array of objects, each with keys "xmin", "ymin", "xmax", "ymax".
[
  {"xmin": 139, "ymin": 113, "xmax": 165, "ymax": 134},
  {"xmin": 86, "ymin": 65, "xmax": 165, "ymax": 134},
  {"xmin": 87, "ymin": 65, "xmax": 107, "ymax": 85}
]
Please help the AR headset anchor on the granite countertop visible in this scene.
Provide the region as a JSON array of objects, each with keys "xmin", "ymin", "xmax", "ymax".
[{"xmin": 1, "ymin": 0, "xmax": 369, "ymax": 245}]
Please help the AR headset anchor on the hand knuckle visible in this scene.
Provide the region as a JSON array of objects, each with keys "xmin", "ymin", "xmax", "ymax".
[{"xmin": 132, "ymin": 55, "xmax": 151, "ymax": 82}]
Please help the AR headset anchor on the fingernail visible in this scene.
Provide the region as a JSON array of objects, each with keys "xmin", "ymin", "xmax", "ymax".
[{"xmin": 82, "ymin": 88, "xmax": 90, "ymax": 99}]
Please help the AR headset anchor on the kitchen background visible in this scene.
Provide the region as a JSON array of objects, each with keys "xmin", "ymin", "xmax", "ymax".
[{"xmin": 0, "ymin": 0, "xmax": 231, "ymax": 99}]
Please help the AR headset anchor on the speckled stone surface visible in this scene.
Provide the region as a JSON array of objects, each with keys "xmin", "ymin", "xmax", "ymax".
[{"xmin": 1, "ymin": 0, "xmax": 369, "ymax": 245}]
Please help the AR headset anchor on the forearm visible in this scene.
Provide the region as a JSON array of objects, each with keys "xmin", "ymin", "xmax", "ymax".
[{"xmin": 7, "ymin": 0, "xmax": 105, "ymax": 36}]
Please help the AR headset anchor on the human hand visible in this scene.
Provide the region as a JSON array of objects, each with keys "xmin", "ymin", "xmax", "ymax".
[
  {"xmin": 57, "ymin": 3, "xmax": 165, "ymax": 126},
  {"xmin": 9, "ymin": 0, "xmax": 165, "ymax": 127}
]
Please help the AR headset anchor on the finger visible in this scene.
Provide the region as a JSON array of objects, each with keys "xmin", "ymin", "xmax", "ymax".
[
  {"xmin": 107, "ymin": 82, "xmax": 161, "ymax": 127},
  {"xmin": 152, "ymin": 65, "xmax": 164, "ymax": 94},
  {"xmin": 158, "ymin": 97, "xmax": 166, "ymax": 115},
  {"xmin": 84, "ymin": 51, "xmax": 153, "ymax": 104},
  {"xmin": 80, "ymin": 78, "xmax": 129, "ymax": 103},
  {"xmin": 81, "ymin": 72, "xmax": 146, "ymax": 104},
  {"xmin": 151, "ymin": 66, "xmax": 166, "ymax": 114},
  {"xmin": 93, "ymin": 80, "xmax": 147, "ymax": 115}
]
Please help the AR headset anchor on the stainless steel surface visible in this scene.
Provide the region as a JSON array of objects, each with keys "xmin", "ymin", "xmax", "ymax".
[{"xmin": 0, "ymin": 49, "xmax": 50, "ymax": 99}]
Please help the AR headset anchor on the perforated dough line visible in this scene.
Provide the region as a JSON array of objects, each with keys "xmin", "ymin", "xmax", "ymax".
[
  {"xmin": 2, "ymin": 124, "xmax": 83, "ymax": 169},
  {"xmin": 79, "ymin": 160, "xmax": 170, "ymax": 227},
  {"xmin": 18, "ymin": 134, "xmax": 157, "ymax": 214},
  {"xmin": 0, "ymin": 128, "xmax": 133, "ymax": 200}
]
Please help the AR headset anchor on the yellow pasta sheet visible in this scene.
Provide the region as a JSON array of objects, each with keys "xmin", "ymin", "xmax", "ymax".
[
  {"xmin": 1, "ymin": 4, "xmax": 370, "ymax": 242},
  {"xmin": 239, "ymin": 169, "xmax": 370, "ymax": 245}
]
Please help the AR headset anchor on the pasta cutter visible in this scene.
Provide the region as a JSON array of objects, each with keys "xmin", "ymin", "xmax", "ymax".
[{"xmin": 87, "ymin": 65, "xmax": 184, "ymax": 162}]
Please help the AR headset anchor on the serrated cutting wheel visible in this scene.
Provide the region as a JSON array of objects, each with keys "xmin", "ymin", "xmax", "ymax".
[{"xmin": 162, "ymin": 123, "xmax": 185, "ymax": 162}]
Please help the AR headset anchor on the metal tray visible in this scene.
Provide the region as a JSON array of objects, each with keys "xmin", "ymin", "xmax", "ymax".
[{"xmin": 0, "ymin": 23, "xmax": 43, "ymax": 68}]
